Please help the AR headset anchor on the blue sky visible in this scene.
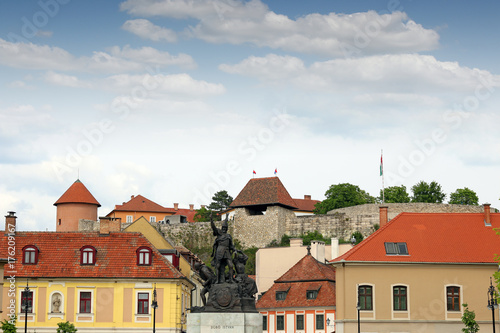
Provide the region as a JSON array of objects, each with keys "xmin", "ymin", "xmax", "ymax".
[{"xmin": 1, "ymin": 0, "xmax": 500, "ymax": 231}]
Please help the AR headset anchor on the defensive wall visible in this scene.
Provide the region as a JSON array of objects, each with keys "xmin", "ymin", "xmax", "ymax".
[{"xmin": 82, "ymin": 203, "xmax": 487, "ymax": 250}]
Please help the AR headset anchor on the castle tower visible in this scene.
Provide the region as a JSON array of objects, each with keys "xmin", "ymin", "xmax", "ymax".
[{"xmin": 54, "ymin": 179, "xmax": 100, "ymax": 231}]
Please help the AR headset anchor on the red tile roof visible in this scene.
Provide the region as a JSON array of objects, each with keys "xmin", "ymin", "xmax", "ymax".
[
  {"xmin": 256, "ymin": 254, "xmax": 336, "ymax": 309},
  {"xmin": 54, "ymin": 179, "xmax": 100, "ymax": 207},
  {"xmin": 331, "ymin": 212, "xmax": 500, "ymax": 264},
  {"xmin": 230, "ymin": 177, "xmax": 298, "ymax": 209},
  {"xmin": 112, "ymin": 195, "xmax": 176, "ymax": 214},
  {"xmin": 293, "ymin": 198, "xmax": 321, "ymax": 212},
  {"xmin": 173, "ymin": 208, "xmax": 197, "ymax": 222},
  {"xmin": 1, "ymin": 231, "xmax": 183, "ymax": 279}
]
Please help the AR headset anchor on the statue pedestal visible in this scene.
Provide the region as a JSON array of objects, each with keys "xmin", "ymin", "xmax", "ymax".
[{"xmin": 187, "ymin": 312, "xmax": 262, "ymax": 333}]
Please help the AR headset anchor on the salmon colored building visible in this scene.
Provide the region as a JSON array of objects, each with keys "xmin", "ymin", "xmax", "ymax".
[
  {"xmin": 257, "ymin": 250, "xmax": 336, "ymax": 333},
  {"xmin": 54, "ymin": 179, "xmax": 100, "ymax": 232},
  {"xmin": 331, "ymin": 204, "xmax": 500, "ymax": 333}
]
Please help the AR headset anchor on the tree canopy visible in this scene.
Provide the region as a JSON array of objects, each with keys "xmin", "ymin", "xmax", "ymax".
[
  {"xmin": 208, "ymin": 190, "xmax": 233, "ymax": 214},
  {"xmin": 193, "ymin": 206, "xmax": 213, "ymax": 222},
  {"xmin": 411, "ymin": 181, "xmax": 446, "ymax": 203},
  {"xmin": 314, "ymin": 183, "xmax": 376, "ymax": 214},
  {"xmin": 449, "ymin": 188, "xmax": 479, "ymax": 205},
  {"xmin": 379, "ymin": 185, "xmax": 410, "ymax": 203}
]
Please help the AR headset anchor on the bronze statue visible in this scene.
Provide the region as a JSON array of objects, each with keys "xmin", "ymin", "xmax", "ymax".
[
  {"xmin": 210, "ymin": 215, "xmax": 235, "ymax": 284},
  {"xmin": 194, "ymin": 262, "xmax": 216, "ymax": 306}
]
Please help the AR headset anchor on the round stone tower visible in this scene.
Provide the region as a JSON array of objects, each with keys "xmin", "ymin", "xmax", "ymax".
[{"xmin": 54, "ymin": 179, "xmax": 100, "ymax": 231}]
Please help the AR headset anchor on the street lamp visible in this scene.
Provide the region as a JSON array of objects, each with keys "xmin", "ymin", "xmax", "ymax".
[
  {"xmin": 23, "ymin": 281, "xmax": 30, "ymax": 333},
  {"xmin": 488, "ymin": 277, "xmax": 498, "ymax": 333},
  {"xmin": 151, "ymin": 283, "xmax": 158, "ymax": 333},
  {"xmin": 356, "ymin": 285, "xmax": 361, "ymax": 333},
  {"xmin": 351, "ymin": 235, "xmax": 356, "ymax": 246}
]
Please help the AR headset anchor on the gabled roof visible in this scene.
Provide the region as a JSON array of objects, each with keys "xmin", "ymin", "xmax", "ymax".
[
  {"xmin": 293, "ymin": 198, "xmax": 321, "ymax": 212},
  {"xmin": 256, "ymin": 254, "xmax": 336, "ymax": 309},
  {"xmin": 2, "ymin": 231, "xmax": 184, "ymax": 279},
  {"xmin": 112, "ymin": 195, "xmax": 175, "ymax": 214},
  {"xmin": 331, "ymin": 212, "xmax": 500, "ymax": 264},
  {"xmin": 230, "ymin": 177, "xmax": 298, "ymax": 209},
  {"xmin": 54, "ymin": 179, "xmax": 101, "ymax": 207}
]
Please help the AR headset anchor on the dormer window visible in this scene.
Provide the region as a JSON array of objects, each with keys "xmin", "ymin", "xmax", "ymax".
[
  {"xmin": 137, "ymin": 247, "xmax": 152, "ymax": 265},
  {"xmin": 81, "ymin": 246, "xmax": 97, "ymax": 265},
  {"xmin": 385, "ymin": 242, "xmax": 409, "ymax": 255},
  {"xmin": 276, "ymin": 291, "xmax": 287, "ymax": 300},
  {"xmin": 23, "ymin": 245, "xmax": 39, "ymax": 264}
]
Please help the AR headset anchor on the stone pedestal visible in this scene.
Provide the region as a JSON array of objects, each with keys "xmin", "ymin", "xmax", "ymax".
[{"xmin": 187, "ymin": 312, "xmax": 262, "ymax": 333}]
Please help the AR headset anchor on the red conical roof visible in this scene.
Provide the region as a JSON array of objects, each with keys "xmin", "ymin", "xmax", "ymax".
[
  {"xmin": 54, "ymin": 179, "xmax": 101, "ymax": 207},
  {"xmin": 230, "ymin": 177, "xmax": 298, "ymax": 209}
]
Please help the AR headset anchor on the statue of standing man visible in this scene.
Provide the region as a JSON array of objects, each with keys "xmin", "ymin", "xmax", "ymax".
[{"xmin": 210, "ymin": 215, "xmax": 235, "ymax": 284}]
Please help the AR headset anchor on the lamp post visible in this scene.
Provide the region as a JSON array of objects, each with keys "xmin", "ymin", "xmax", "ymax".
[
  {"xmin": 356, "ymin": 285, "xmax": 361, "ymax": 333},
  {"xmin": 23, "ymin": 281, "xmax": 30, "ymax": 333},
  {"xmin": 151, "ymin": 283, "xmax": 158, "ymax": 333},
  {"xmin": 488, "ymin": 277, "xmax": 498, "ymax": 333}
]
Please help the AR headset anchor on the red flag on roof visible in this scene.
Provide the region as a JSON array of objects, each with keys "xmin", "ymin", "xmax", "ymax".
[
  {"xmin": 253, "ymin": 170, "xmax": 256, "ymax": 174},
  {"xmin": 274, "ymin": 168, "xmax": 277, "ymax": 175}
]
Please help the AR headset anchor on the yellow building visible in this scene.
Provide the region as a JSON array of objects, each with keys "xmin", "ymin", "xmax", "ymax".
[
  {"xmin": 1, "ymin": 214, "xmax": 193, "ymax": 333},
  {"xmin": 331, "ymin": 205, "xmax": 500, "ymax": 333}
]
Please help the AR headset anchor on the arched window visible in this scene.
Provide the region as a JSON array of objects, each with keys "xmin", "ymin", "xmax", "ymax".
[
  {"xmin": 80, "ymin": 246, "xmax": 97, "ymax": 265},
  {"xmin": 23, "ymin": 245, "xmax": 39, "ymax": 264},
  {"xmin": 137, "ymin": 247, "xmax": 152, "ymax": 265}
]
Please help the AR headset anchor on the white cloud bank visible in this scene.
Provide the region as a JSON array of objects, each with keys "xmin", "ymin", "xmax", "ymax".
[
  {"xmin": 122, "ymin": 19, "xmax": 178, "ymax": 42},
  {"xmin": 120, "ymin": 0, "xmax": 439, "ymax": 57}
]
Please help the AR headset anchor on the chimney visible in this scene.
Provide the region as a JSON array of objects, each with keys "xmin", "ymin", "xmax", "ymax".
[
  {"xmin": 331, "ymin": 237, "xmax": 339, "ymax": 259},
  {"xmin": 189, "ymin": 204, "xmax": 194, "ymax": 211},
  {"xmin": 290, "ymin": 238, "xmax": 303, "ymax": 247},
  {"xmin": 131, "ymin": 195, "xmax": 135, "ymax": 199},
  {"xmin": 379, "ymin": 206, "xmax": 388, "ymax": 227},
  {"xmin": 99, "ymin": 217, "xmax": 121, "ymax": 234},
  {"xmin": 174, "ymin": 203, "xmax": 179, "ymax": 211},
  {"xmin": 5, "ymin": 211, "xmax": 16, "ymax": 233},
  {"xmin": 310, "ymin": 240, "xmax": 325, "ymax": 263},
  {"xmin": 484, "ymin": 203, "xmax": 491, "ymax": 226},
  {"xmin": 304, "ymin": 195, "xmax": 311, "ymax": 200}
]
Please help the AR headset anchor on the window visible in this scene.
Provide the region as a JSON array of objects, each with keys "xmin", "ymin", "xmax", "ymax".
[
  {"xmin": 150, "ymin": 216, "xmax": 156, "ymax": 223},
  {"xmin": 137, "ymin": 293, "xmax": 149, "ymax": 314},
  {"xmin": 276, "ymin": 291, "xmax": 287, "ymax": 300},
  {"xmin": 296, "ymin": 314, "xmax": 304, "ymax": 330},
  {"xmin": 316, "ymin": 314, "xmax": 324, "ymax": 330},
  {"xmin": 79, "ymin": 292, "xmax": 92, "ymax": 313},
  {"xmin": 21, "ymin": 290, "xmax": 33, "ymax": 313},
  {"xmin": 126, "ymin": 215, "xmax": 133, "ymax": 223},
  {"xmin": 80, "ymin": 246, "xmax": 96, "ymax": 265},
  {"xmin": 262, "ymin": 315, "xmax": 268, "ymax": 330},
  {"xmin": 393, "ymin": 286, "xmax": 407, "ymax": 311},
  {"xmin": 23, "ymin": 246, "xmax": 38, "ymax": 264},
  {"xmin": 307, "ymin": 290, "xmax": 318, "ymax": 300},
  {"xmin": 385, "ymin": 242, "xmax": 408, "ymax": 255},
  {"xmin": 137, "ymin": 247, "xmax": 152, "ymax": 265},
  {"xmin": 359, "ymin": 285, "xmax": 373, "ymax": 310},
  {"xmin": 447, "ymin": 286, "xmax": 460, "ymax": 311},
  {"xmin": 277, "ymin": 315, "xmax": 284, "ymax": 330}
]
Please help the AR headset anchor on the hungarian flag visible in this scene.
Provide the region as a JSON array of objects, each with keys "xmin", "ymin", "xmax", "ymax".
[{"xmin": 380, "ymin": 154, "xmax": 383, "ymax": 176}]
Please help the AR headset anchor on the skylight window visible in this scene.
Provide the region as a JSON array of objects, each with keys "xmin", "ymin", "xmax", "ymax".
[{"xmin": 385, "ymin": 242, "xmax": 408, "ymax": 255}]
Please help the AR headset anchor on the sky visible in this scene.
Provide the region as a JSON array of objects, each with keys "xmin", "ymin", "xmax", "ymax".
[{"xmin": 1, "ymin": 0, "xmax": 500, "ymax": 231}]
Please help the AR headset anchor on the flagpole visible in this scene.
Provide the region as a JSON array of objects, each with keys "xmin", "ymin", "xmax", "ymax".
[{"xmin": 381, "ymin": 149, "xmax": 385, "ymax": 203}]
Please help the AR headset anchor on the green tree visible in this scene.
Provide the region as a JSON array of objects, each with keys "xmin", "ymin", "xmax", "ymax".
[
  {"xmin": 411, "ymin": 181, "xmax": 446, "ymax": 203},
  {"xmin": 351, "ymin": 231, "xmax": 364, "ymax": 244},
  {"xmin": 461, "ymin": 303, "xmax": 479, "ymax": 333},
  {"xmin": 266, "ymin": 231, "xmax": 332, "ymax": 247},
  {"xmin": 314, "ymin": 183, "xmax": 376, "ymax": 214},
  {"xmin": 1, "ymin": 315, "xmax": 16, "ymax": 333},
  {"xmin": 207, "ymin": 190, "xmax": 233, "ymax": 220},
  {"xmin": 193, "ymin": 206, "xmax": 214, "ymax": 222},
  {"xmin": 449, "ymin": 188, "xmax": 479, "ymax": 205},
  {"xmin": 57, "ymin": 321, "xmax": 78, "ymax": 333},
  {"xmin": 379, "ymin": 185, "xmax": 410, "ymax": 203}
]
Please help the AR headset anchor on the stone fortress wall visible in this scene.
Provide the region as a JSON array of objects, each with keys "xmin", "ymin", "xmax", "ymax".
[{"xmin": 155, "ymin": 203, "xmax": 486, "ymax": 249}]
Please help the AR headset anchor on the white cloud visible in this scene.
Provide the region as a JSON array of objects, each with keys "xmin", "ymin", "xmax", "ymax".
[
  {"xmin": 120, "ymin": 0, "xmax": 439, "ymax": 56},
  {"xmin": 0, "ymin": 38, "xmax": 196, "ymax": 74},
  {"xmin": 122, "ymin": 19, "xmax": 177, "ymax": 42},
  {"xmin": 44, "ymin": 71, "xmax": 90, "ymax": 88},
  {"xmin": 220, "ymin": 53, "xmax": 500, "ymax": 93}
]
